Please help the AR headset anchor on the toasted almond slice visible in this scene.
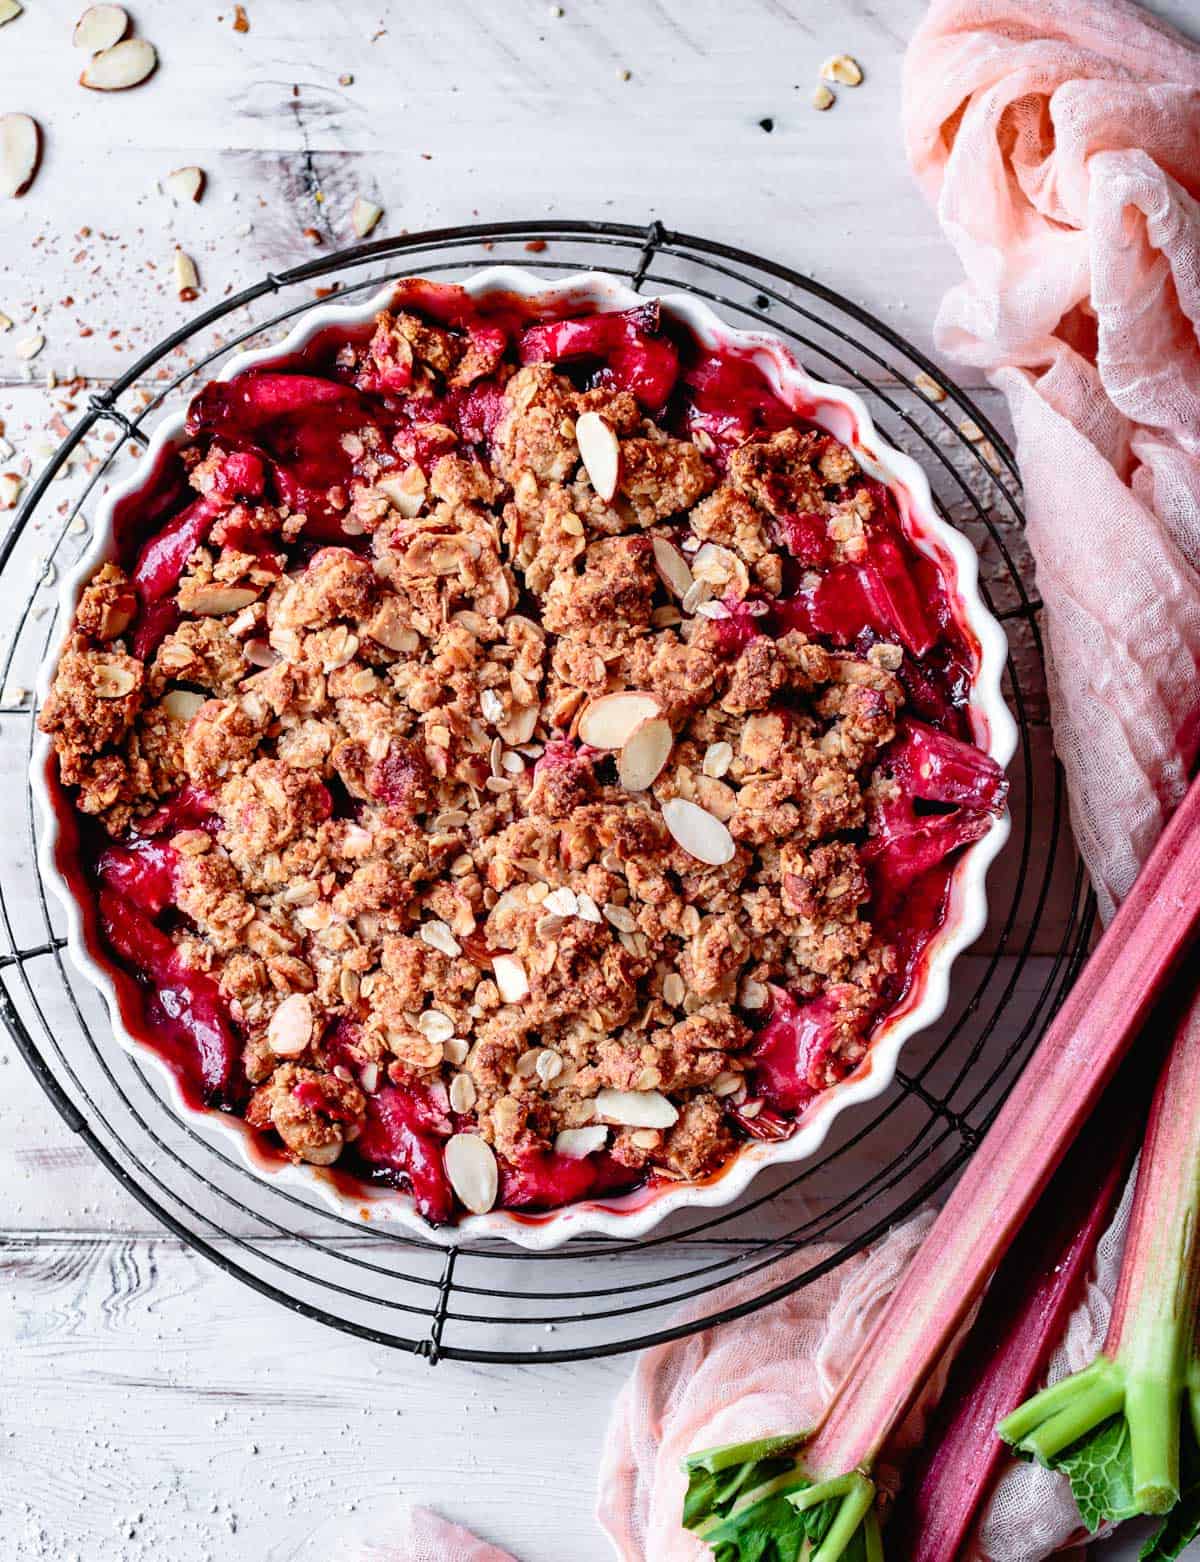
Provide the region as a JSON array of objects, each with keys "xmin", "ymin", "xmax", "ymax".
[
  {"xmin": 914, "ymin": 371, "xmax": 945, "ymax": 403},
  {"xmin": 173, "ymin": 248, "xmax": 200, "ymax": 302},
  {"xmin": 377, "ymin": 466, "xmax": 426, "ymax": 517},
  {"xmin": 81, "ymin": 36, "xmax": 157, "ymax": 90},
  {"xmin": 0, "ymin": 2, "xmax": 23, "ymax": 26},
  {"xmin": 703, "ymin": 741, "xmax": 733, "ymax": 779},
  {"xmin": 492, "ymin": 953, "xmax": 530, "ymax": 1004},
  {"xmin": 661, "ymin": 796, "xmax": 736, "ymax": 866},
  {"xmin": 554, "ymin": 1125, "xmax": 609, "ymax": 1159},
  {"xmin": 161, "ymin": 687, "xmax": 206, "ymax": 722},
  {"xmin": 449, "ymin": 1072, "xmax": 477, "ymax": 1113},
  {"xmin": 73, "ymin": 3, "xmax": 127, "ymax": 49},
  {"xmin": 444, "ymin": 1132, "xmax": 498, "ymax": 1214},
  {"xmin": 182, "ymin": 584, "xmax": 258, "ymax": 615},
  {"xmin": 618, "ymin": 716, "xmax": 673, "ymax": 793},
  {"xmin": 821, "ymin": 53, "xmax": 863, "ymax": 86},
  {"xmin": 651, "ymin": 535, "xmax": 693, "ymax": 599},
  {"xmin": 575, "ymin": 410, "xmax": 620, "ymax": 502},
  {"xmin": 577, "ymin": 690, "xmax": 661, "ymax": 749},
  {"xmin": 267, "ymin": 992, "xmax": 313, "ymax": 1057},
  {"xmin": 164, "ymin": 165, "xmax": 205, "ymax": 204},
  {"xmin": 542, "ymin": 886, "xmax": 578, "ymax": 918},
  {"xmin": 351, "ymin": 195, "xmax": 383, "ymax": 239},
  {"xmin": 595, "ymin": 1088, "xmax": 679, "ymax": 1129},
  {"xmin": 94, "ymin": 661, "xmax": 136, "ymax": 697},
  {"xmin": 14, "ymin": 331, "xmax": 43, "ymax": 359},
  {"xmin": 0, "ymin": 114, "xmax": 41, "ymax": 199}
]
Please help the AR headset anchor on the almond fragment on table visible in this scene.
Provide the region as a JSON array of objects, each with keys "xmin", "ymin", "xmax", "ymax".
[
  {"xmin": 0, "ymin": 1, "xmax": 23, "ymax": 26},
  {"xmin": 73, "ymin": 4, "xmax": 128, "ymax": 52},
  {"xmin": 812, "ymin": 83, "xmax": 835, "ymax": 111},
  {"xmin": 821, "ymin": 53, "xmax": 863, "ymax": 86},
  {"xmin": 351, "ymin": 195, "xmax": 383, "ymax": 239},
  {"xmin": 0, "ymin": 114, "xmax": 41, "ymax": 199},
  {"xmin": 173, "ymin": 248, "xmax": 200, "ymax": 302},
  {"xmin": 80, "ymin": 36, "xmax": 157, "ymax": 90},
  {"xmin": 164, "ymin": 165, "xmax": 205, "ymax": 204},
  {"xmin": 0, "ymin": 472, "xmax": 25, "ymax": 509}
]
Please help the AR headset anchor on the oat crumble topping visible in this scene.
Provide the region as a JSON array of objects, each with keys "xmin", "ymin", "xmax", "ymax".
[{"xmin": 40, "ymin": 284, "xmax": 1007, "ymax": 1223}]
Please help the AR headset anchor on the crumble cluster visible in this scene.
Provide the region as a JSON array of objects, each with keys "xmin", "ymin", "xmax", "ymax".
[{"xmin": 41, "ymin": 307, "xmax": 905, "ymax": 1199}]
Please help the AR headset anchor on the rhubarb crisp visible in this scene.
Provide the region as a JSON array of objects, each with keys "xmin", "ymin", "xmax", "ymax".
[{"xmin": 40, "ymin": 282, "xmax": 1008, "ymax": 1225}]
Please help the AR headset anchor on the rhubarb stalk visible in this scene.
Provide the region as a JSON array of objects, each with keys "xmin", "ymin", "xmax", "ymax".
[
  {"xmin": 891, "ymin": 1057, "xmax": 1145, "ymax": 1560},
  {"xmin": 999, "ymin": 989, "xmax": 1200, "ymax": 1526},
  {"xmin": 682, "ymin": 771, "xmax": 1200, "ymax": 1560}
]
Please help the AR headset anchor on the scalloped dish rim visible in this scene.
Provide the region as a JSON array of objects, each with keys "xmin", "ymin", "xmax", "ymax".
[{"xmin": 32, "ymin": 266, "xmax": 1017, "ymax": 1251}]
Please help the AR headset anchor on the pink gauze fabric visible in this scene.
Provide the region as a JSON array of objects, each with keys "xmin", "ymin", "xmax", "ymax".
[
  {"xmin": 904, "ymin": 0, "xmax": 1200, "ymax": 924},
  {"xmin": 366, "ymin": 3, "xmax": 1200, "ymax": 1559}
]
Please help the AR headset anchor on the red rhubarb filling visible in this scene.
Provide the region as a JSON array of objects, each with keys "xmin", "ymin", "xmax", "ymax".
[{"xmin": 40, "ymin": 281, "xmax": 1006, "ymax": 1225}]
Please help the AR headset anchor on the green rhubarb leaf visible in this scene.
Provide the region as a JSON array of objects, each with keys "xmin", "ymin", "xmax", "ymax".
[
  {"xmin": 704, "ymin": 1492, "xmax": 809, "ymax": 1562},
  {"xmin": 1053, "ymin": 1416, "xmax": 1140, "ymax": 1533}
]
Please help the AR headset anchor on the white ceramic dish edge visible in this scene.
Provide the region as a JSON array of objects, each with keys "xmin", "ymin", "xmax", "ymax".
[{"xmin": 32, "ymin": 266, "xmax": 1018, "ymax": 1250}]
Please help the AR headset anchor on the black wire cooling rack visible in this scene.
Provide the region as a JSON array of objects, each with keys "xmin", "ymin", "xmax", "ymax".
[{"xmin": 0, "ymin": 220, "xmax": 1094, "ymax": 1364}]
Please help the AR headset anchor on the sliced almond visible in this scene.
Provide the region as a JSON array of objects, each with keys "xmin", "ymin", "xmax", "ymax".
[
  {"xmin": 267, "ymin": 993, "xmax": 313, "ymax": 1057},
  {"xmin": 444, "ymin": 1132, "xmax": 498, "ymax": 1215},
  {"xmin": 595, "ymin": 1088, "xmax": 679, "ymax": 1130},
  {"xmin": 74, "ymin": 4, "xmax": 127, "ymax": 49},
  {"xmin": 0, "ymin": 114, "xmax": 41, "ymax": 199},
  {"xmin": 492, "ymin": 953, "xmax": 530, "ymax": 1004},
  {"xmin": 618, "ymin": 716, "xmax": 673, "ymax": 792},
  {"xmin": 651, "ymin": 535, "xmax": 693, "ymax": 600},
  {"xmin": 93, "ymin": 661, "xmax": 136, "ymax": 698},
  {"xmin": 577, "ymin": 690, "xmax": 661, "ymax": 749},
  {"xmin": 81, "ymin": 37, "xmax": 157, "ymax": 91},
  {"xmin": 0, "ymin": 2, "xmax": 23, "ymax": 26},
  {"xmin": 821, "ymin": 53, "xmax": 863, "ymax": 86},
  {"xmin": 376, "ymin": 466, "xmax": 426, "ymax": 518},
  {"xmin": 542, "ymin": 886, "xmax": 578, "ymax": 918},
  {"xmin": 554, "ymin": 1125, "xmax": 609, "ymax": 1159},
  {"xmin": 812, "ymin": 83, "xmax": 835, "ymax": 111},
  {"xmin": 173, "ymin": 248, "xmax": 200, "ymax": 302},
  {"xmin": 161, "ymin": 687, "xmax": 206, "ymax": 722},
  {"xmin": 661, "ymin": 796, "xmax": 736, "ymax": 867},
  {"xmin": 575, "ymin": 410, "xmax": 620, "ymax": 502},
  {"xmin": 703, "ymin": 741, "xmax": 734, "ymax": 779},
  {"xmin": 14, "ymin": 331, "xmax": 43, "ymax": 360},
  {"xmin": 448, "ymin": 1072, "xmax": 477, "ymax": 1113},
  {"xmin": 181, "ymin": 584, "xmax": 258, "ymax": 615},
  {"xmin": 164, "ymin": 165, "xmax": 205, "ymax": 204},
  {"xmin": 351, "ymin": 195, "xmax": 383, "ymax": 239}
]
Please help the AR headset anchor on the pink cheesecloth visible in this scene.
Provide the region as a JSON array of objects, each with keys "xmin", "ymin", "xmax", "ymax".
[{"xmin": 368, "ymin": 0, "xmax": 1200, "ymax": 1555}]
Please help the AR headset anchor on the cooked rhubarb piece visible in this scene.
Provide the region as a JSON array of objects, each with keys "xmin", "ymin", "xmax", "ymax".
[
  {"xmin": 188, "ymin": 371, "xmax": 359, "ymax": 437},
  {"xmin": 131, "ymin": 496, "xmax": 220, "ymax": 603},
  {"xmin": 519, "ymin": 302, "xmax": 679, "ymax": 411},
  {"xmin": 750, "ymin": 985, "xmax": 868, "ymax": 1116},
  {"xmin": 683, "ymin": 351, "xmax": 796, "ymax": 452},
  {"xmin": 498, "ymin": 1148, "xmax": 636, "ymax": 1210},
  {"xmin": 98, "ymin": 885, "xmax": 238, "ymax": 1105},
  {"xmin": 96, "ymin": 838, "xmax": 178, "ymax": 915},
  {"xmin": 354, "ymin": 1084, "xmax": 454, "ymax": 1225}
]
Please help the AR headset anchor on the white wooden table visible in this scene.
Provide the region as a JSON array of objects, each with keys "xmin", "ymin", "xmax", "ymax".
[{"xmin": 1, "ymin": 3, "xmax": 1194, "ymax": 1558}]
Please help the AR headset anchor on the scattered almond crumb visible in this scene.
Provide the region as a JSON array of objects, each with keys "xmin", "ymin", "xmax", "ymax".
[
  {"xmin": 350, "ymin": 196, "xmax": 383, "ymax": 239},
  {"xmin": 173, "ymin": 248, "xmax": 200, "ymax": 302},
  {"xmin": 15, "ymin": 331, "xmax": 44, "ymax": 360},
  {"xmin": 338, "ymin": 72, "xmax": 354, "ymax": 86},
  {"xmin": 0, "ymin": 312, "xmax": 12, "ymax": 332},
  {"xmin": 812, "ymin": 83, "xmax": 835, "ymax": 111},
  {"xmin": 0, "ymin": 0, "xmax": 22, "ymax": 27},
  {"xmin": 958, "ymin": 418, "xmax": 984, "ymax": 442},
  {"xmin": 0, "ymin": 472, "xmax": 25, "ymax": 508},
  {"xmin": 524, "ymin": 239, "xmax": 547, "ymax": 253},
  {"xmin": 914, "ymin": 371, "xmax": 946, "ymax": 402},
  {"xmin": 232, "ymin": 4, "xmax": 249, "ymax": 31},
  {"xmin": 821, "ymin": 54, "xmax": 863, "ymax": 87},
  {"xmin": 978, "ymin": 438, "xmax": 1001, "ymax": 473}
]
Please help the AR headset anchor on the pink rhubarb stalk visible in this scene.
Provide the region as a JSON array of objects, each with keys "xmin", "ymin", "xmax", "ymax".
[
  {"xmin": 892, "ymin": 1067, "xmax": 1142, "ymax": 1560},
  {"xmin": 683, "ymin": 770, "xmax": 1200, "ymax": 1560}
]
